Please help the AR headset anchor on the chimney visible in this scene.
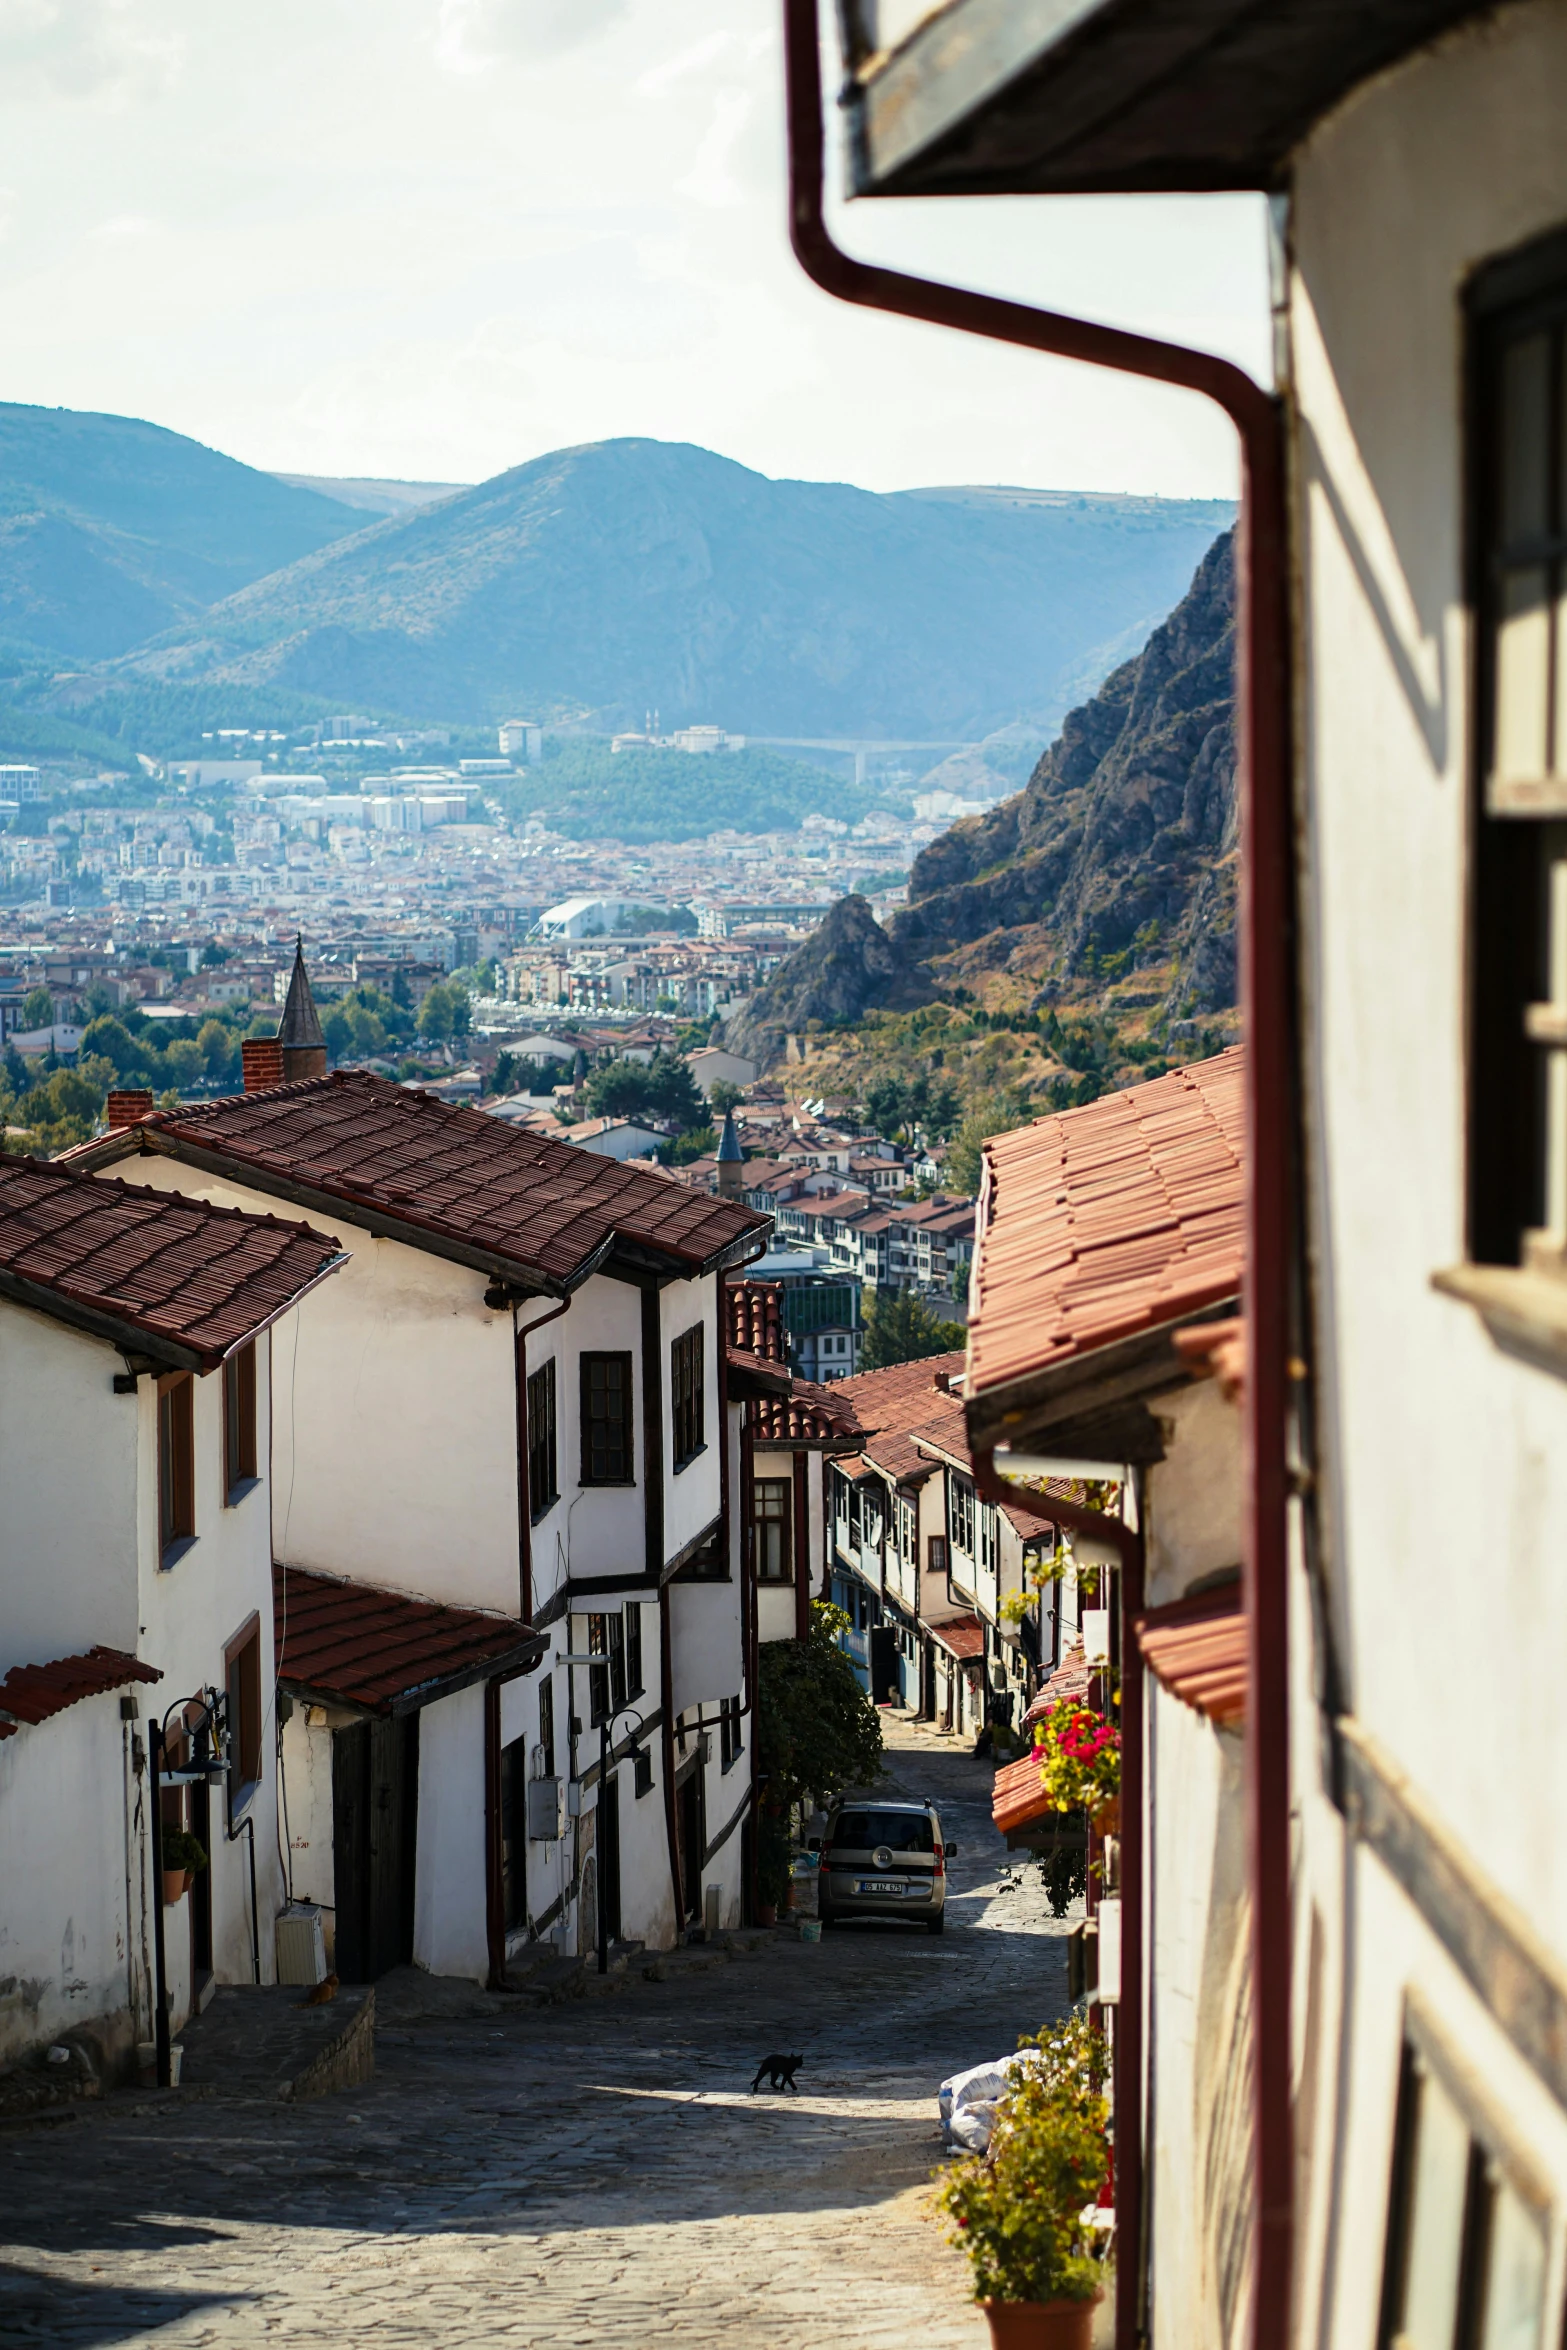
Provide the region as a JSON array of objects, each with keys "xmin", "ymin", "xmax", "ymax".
[
  {"xmin": 106, "ymin": 1089, "xmax": 154, "ymax": 1130},
  {"xmin": 242, "ymin": 1038, "xmax": 285, "ymax": 1093}
]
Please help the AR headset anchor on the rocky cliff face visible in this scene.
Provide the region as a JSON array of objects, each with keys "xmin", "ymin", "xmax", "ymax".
[
  {"xmin": 892, "ymin": 529, "xmax": 1237, "ymax": 1015},
  {"xmin": 723, "ymin": 891, "xmax": 913, "ymax": 1067}
]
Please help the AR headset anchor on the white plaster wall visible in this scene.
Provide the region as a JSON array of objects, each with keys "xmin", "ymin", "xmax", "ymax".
[
  {"xmin": 279, "ymin": 1708, "xmax": 339, "ymax": 1953},
  {"xmin": 757, "ymin": 1587, "xmax": 797, "ymax": 1643},
  {"xmin": 1144, "ymin": 1381, "xmax": 1243, "ymax": 1608},
  {"xmin": 0, "ymin": 1306, "xmax": 139, "ymax": 1674},
  {"xmin": 670, "ymin": 1578, "xmax": 743, "ymax": 1714},
  {"xmin": 526, "ymin": 1275, "xmax": 643, "ymax": 1606},
  {"xmin": 605, "ymin": 1750, "xmax": 679, "ymax": 1950},
  {"xmin": 698, "ymin": 1739, "xmax": 749, "ymax": 1931},
  {"xmin": 94, "ymin": 1156, "xmax": 523, "ymax": 1617},
  {"xmin": 0, "ymin": 1699, "xmax": 137, "ymax": 2069},
  {"xmin": 661, "ymin": 1275, "xmax": 721, "ymax": 1562},
  {"xmin": 1291, "ymin": 0, "xmax": 1567, "ymax": 1978},
  {"xmin": 413, "ymin": 1683, "xmax": 488, "ymax": 1983}
]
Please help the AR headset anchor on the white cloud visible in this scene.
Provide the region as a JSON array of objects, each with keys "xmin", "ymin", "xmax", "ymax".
[
  {"xmin": 0, "ymin": 0, "xmax": 181, "ymax": 99},
  {"xmin": 434, "ymin": 0, "xmax": 629, "ymax": 71}
]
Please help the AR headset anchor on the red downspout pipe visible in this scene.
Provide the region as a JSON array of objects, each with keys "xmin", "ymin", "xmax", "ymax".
[{"xmin": 780, "ymin": 11, "xmax": 1294, "ymax": 2345}]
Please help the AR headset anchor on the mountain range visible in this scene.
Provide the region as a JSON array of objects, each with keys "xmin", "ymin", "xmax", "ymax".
[
  {"xmin": 0, "ymin": 404, "xmax": 1229, "ymax": 745},
  {"xmin": 726, "ymin": 529, "xmax": 1238, "ymax": 1066}
]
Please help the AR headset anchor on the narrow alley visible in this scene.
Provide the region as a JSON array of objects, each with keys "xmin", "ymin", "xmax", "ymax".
[{"xmin": 0, "ymin": 1722, "xmax": 1071, "ymax": 2349}]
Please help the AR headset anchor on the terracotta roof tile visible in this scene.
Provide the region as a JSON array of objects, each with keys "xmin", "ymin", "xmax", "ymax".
[
  {"xmin": 80, "ymin": 1070, "xmax": 769, "ymax": 1294},
  {"xmin": 0, "ymin": 1645, "xmax": 162, "ymax": 1739},
  {"xmin": 727, "ymin": 1279, "xmax": 786, "ymax": 1364},
  {"xmin": 0, "ymin": 1155, "xmax": 344, "ymax": 1370},
  {"xmin": 829, "ymin": 1353, "xmax": 966, "ymax": 1438},
  {"xmin": 967, "ymin": 1049, "xmax": 1244, "ymax": 1399},
  {"xmin": 992, "ymin": 1751, "xmax": 1055, "ymax": 1836},
  {"xmin": 929, "ymin": 1612, "xmax": 985, "ymax": 1661},
  {"xmin": 748, "ymin": 1373, "xmax": 863, "ymax": 1444},
  {"xmin": 1135, "ymin": 1583, "xmax": 1246, "ymax": 1729},
  {"xmin": 275, "ymin": 1564, "xmax": 542, "ymax": 1715},
  {"xmin": 1021, "ymin": 1641, "xmax": 1093, "ymax": 1730}
]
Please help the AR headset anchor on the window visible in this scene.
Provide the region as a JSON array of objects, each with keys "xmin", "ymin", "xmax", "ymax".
[
  {"xmin": 223, "ymin": 1342, "xmax": 257, "ymax": 1500},
  {"xmin": 900, "ymin": 1497, "xmax": 917, "ymax": 1570},
  {"xmin": 719, "ymin": 1695, "xmax": 742, "ymax": 1771},
  {"xmin": 634, "ymin": 1745, "xmax": 654, "ymax": 1798},
  {"xmin": 948, "ymin": 1475, "xmax": 975, "ymax": 1560},
  {"xmin": 861, "ymin": 1486, "xmax": 883, "ymax": 1551},
  {"xmin": 527, "ymin": 1359, "xmax": 557, "ymax": 1519},
  {"xmin": 587, "ymin": 1611, "xmax": 626, "ymax": 1726},
  {"xmin": 979, "ymin": 1503, "xmax": 1000, "ymax": 1580},
  {"xmin": 500, "ymin": 1736, "xmax": 528, "ymax": 1929},
  {"xmin": 581, "ymin": 1352, "xmax": 633, "ymax": 1484},
  {"xmin": 538, "ymin": 1674, "xmax": 555, "ymax": 1779},
  {"xmin": 755, "ymin": 1478, "xmax": 793, "ymax": 1581},
  {"xmin": 1468, "ymin": 234, "xmax": 1567, "ymax": 1266},
  {"xmin": 671, "ymin": 1323, "xmax": 705, "ymax": 1468},
  {"xmin": 1379, "ymin": 2031, "xmax": 1547, "ymax": 2350},
  {"xmin": 928, "ymin": 1533, "xmax": 949, "ymax": 1579},
  {"xmin": 157, "ymin": 1371, "xmax": 195, "ymax": 1562},
  {"xmin": 225, "ymin": 1615, "xmax": 262, "ymax": 1818},
  {"xmin": 625, "ymin": 1602, "xmax": 644, "ymax": 1700}
]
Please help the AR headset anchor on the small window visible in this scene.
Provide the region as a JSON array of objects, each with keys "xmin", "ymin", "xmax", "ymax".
[
  {"xmin": 625, "ymin": 1603, "xmax": 644, "ymax": 1700},
  {"xmin": 671, "ymin": 1323, "xmax": 705, "ymax": 1469},
  {"xmin": 225, "ymin": 1615, "xmax": 262, "ymax": 1818},
  {"xmin": 979, "ymin": 1503, "xmax": 1000, "ymax": 1579},
  {"xmin": 719, "ymin": 1695, "xmax": 742, "ymax": 1772},
  {"xmin": 538, "ymin": 1674, "xmax": 555, "ymax": 1779},
  {"xmin": 500, "ymin": 1736, "xmax": 528, "ymax": 1929},
  {"xmin": 223, "ymin": 1342, "xmax": 257, "ymax": 1501},
  {"xmin": 634, "ymin": 1745, "xmax": 654, "ymax": 1798},
  {"xmin": 158, "ymin": 1372, "xmax": 195, "ymax": 1562},
  {"xmin": 581, "ymin": 1352, "xmax": 633, "ymax": 1485},
  {"xmin": 948, "ymin": 1476, "xmax": 975, "ymax": 1561},
  {"xmin": 1379, "ymin": 2032, "xmax": 1548, "ymax": 2350},
  {"xmin": 586, "ymin": 1612, "xmax": 626, "ymax": 1726},
  {"xmin": 527, "ymin": 1359, "xmax": 557, "ymax": 1520},
  {"xmin": 755, "ymin": 1477, "xmax": 793, "ymax": 1582}
]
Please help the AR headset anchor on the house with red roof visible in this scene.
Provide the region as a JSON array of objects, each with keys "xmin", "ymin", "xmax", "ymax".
[
  {"xmin": 71, "ymin": 950, "xmax": 772, "ymax": 1984},
  {"xmin": 0, "ymin": 1153, "xmax": 346, "ymax": 2079}
]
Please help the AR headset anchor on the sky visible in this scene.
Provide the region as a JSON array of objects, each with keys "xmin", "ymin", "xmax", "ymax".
[{"xmin": 0, "ymin": 0, "xmax": 1271, "ymax": 500}]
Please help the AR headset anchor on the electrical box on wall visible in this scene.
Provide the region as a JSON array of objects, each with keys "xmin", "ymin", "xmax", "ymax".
[{"xmin": 528, "ymin": 1776, "xmax": 565, "ymax": 1840}]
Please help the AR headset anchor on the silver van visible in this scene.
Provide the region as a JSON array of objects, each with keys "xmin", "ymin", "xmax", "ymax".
[{"xmin": 818, "ymin": 1800, "xmax": 955, "ymax": 1933}]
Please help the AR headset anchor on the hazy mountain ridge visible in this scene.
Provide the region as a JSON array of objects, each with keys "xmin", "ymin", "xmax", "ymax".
[{"xmin": 97, "ymin": 435, "xmax": 1229, "ymax": 737}]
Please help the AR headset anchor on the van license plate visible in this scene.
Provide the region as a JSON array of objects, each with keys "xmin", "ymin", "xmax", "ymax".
[{"xmin": 856, "ymin": 1878, "xmax": 905, "ymax": 1895}]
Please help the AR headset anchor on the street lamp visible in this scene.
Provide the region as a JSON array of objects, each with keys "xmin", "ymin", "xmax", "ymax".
[{"xmin": 148, "ymin": 1688, "xmax": 230, "ymax": 2089}]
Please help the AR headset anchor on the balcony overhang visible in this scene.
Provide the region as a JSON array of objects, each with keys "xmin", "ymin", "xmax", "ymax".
[{"xmin": 845, "ymin": 0, "xmax": 1496, "ymax": 198}]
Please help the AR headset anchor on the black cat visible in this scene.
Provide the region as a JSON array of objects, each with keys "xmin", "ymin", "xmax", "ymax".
[{"xmin": 750, "ymin": 2052, "xmax": 804, "ymax": 2093}]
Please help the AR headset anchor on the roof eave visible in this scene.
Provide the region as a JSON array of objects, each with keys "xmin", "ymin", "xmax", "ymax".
[
  {"xmin": 279, "ymin": 1631, "xmax": 546, "ymax": 1720},
  {"xmin": 965, "ymin": 1291, "xmax": 1242, "ymax": 1456}
]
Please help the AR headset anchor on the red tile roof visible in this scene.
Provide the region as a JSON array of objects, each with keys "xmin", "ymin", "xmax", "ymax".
[
  {"xmin": 1021, "ymin": 1641, "xmax": 1093, "ymax": 1730},
  {"xmin": 80, "ymin": 1070, "xmax": 770, "ymax": 1296},
  {"xmin": 992, "ymin": 1751, "xmax": 1055, "ymax": 1836},
  {"xmin": 0, "ymin": 1156, "xmax": 344, "ymax": 1372},
  {"xmin": 830, "ymin": 1353, "xmax": 966, "ymax": 1437},
  {"xmin": 0, "ymin": 1646, "xmax": 162, "ymax": 1740},
  {"xmin": 929, "ymin": 1612, "xmax": 985, "ymax": 1661},
  {"xmin": 727, "ymin": 1279, "xmax": 786, "ymax": 1365},
  {"xmin": 748, "ymin": 1375, "xmax": 862, "ymax": 1446},
  {"xmin": 275, "ymin": 1564, "xmax": 542, "ymax": 1715},
  {"xmin": 1135, "ymin": 1584, "xmax": 1246, "ymax": 1728},
  {"xmin": 967, "ymin": 1048, "xmax": 1244, "ymax": 1401}
]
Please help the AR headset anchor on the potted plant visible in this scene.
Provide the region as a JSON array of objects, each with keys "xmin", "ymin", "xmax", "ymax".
[
  {"xmin": 937, "ymin": 2012, "xmax": 1111, "ymax": 2347},
  {"xmin": 160, "ymin": 1826, "xmax": 208, "ymax": 1906},
  {"xmin": 1034, "ymin": 1696, "xmax": 1120, "ymax": 1832}
]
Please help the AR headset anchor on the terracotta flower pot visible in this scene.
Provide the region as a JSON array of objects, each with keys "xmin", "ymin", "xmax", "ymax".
[
  {"xmin": 757, "ymin": 1903, "xmax": 778, "ymax": 1927},
  {"xmin": 1091, "ymin": 1796, "xmax": 1121, "ymax": 1836},
  {"xmin": 982, "ymin": 2293, "xmax": 1102, "ymax": 2350},
  {"xmin": 162, "ymin": 1868, "xmax": 188, "ymax": 1906}
]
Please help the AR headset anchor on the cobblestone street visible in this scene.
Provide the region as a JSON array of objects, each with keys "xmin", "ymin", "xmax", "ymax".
[{"xmin": 0, "ymin": 1723, "xmax": 1071, "ymax": 2349}]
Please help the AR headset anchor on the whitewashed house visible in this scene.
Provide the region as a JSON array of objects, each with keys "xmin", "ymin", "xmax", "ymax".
[
  {"xmin": 75, "ymin": 977, "xmax": 771, "ymax": 1980},
  {"xmin": 810, "ymin": 1, "xmax": 1567, "ymax": 2342},
  {"xmin": 0, "ymin": 1150, "xmax": 343, "ymax": 2076},
  {"xmin": 724, "ymin": 1278, "xmax": 860, "ymax": 1649}
]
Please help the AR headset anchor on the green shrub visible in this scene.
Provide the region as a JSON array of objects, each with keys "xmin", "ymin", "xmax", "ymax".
[{"xmin": 937, "ymin": 2010, "xmax": 1110, "ymax": 2305}]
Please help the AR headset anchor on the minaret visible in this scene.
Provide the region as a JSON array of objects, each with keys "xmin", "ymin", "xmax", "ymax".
[
  {"xmin": 277, "ymin": 935, "xmax": 327, "ymax": 1083},
  {"xmin": 716, "ymin": 1106, "xmax": 746, "ymax": 1200}
]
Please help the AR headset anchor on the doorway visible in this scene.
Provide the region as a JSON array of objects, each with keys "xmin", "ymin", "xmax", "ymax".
[
  {"xmin": 332, "ymin": 1713, "xmax": 419, "ymax": 1981},
  {"xmin": 869, "ymin": 1625, "xmax": 898, "ymax": 1704},
  {"xmin": 600, "ymin": 1771, "xmax": 622, "ymax": 1945},
  {"xmin": 189, "ymin": 1778, "xmax": 213, "ymax": 1998},
  {"xmin": 676, "ymin": 1764, "xmax": 703, "ymax": 1926}
]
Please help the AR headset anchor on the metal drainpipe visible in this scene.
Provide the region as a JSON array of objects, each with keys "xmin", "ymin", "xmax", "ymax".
[{"xmin": 781, "ymin": 9, "xmax": 1296, "ymax": 2342}]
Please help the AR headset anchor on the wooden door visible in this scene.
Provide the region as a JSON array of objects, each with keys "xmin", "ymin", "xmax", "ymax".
[
  {"xmin": 676, "ymin": 1769, "xmax": 703, "ymax": 1924},
  {"xmin": 869, "ymin": 1625, "xmax": 897, "ymax": 1704},
  {"xmin": 333, "ymin": 1713, "xmax": 419, "ymax": 1980}
]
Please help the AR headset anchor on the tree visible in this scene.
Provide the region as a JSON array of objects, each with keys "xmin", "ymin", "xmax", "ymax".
[
  {"xmin": 583, "ymin": 1049, "xmax": 707, "ymax": 1134},
  {"xmin": 757, "ymin": 1602, "xmax": 884, "ymax": 1818},
  {"xmin": 197, "ymin": 1019, "xmax": 239, "ymax": 1089},
  {"xmin": 708, "ymin": 1079, "xmax": 745, "ymax": 1115},
  {"xmin": 416, "ymin": 982, "xmax": 457, "ymax": 1045},
  {"xmin": 79, "ymin": 1015, "xmax": 152, "ymax": 1082},
  {"xmin": 860, "ymin": 1288, "xmax": 966, "ymax": 1369},
  {"xmin": 162, "ymin": 1038, "xmax": 204, "ymax": 1094},
  {"xmin": 199, "ymin": 941, "xmax": 231, "ymax": 968},
  {"xmin": 945, "ymin": 1090, "xmax": 1029, "ymax": 1196},
  {"xmin": 20, "ymin": 986, "xmax": 53, "ymax": 1031}
]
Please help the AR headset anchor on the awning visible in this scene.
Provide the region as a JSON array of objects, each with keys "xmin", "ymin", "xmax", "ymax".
[
  {"xmin": 992, "ymin": 1751, "xmax": 1057, "ymax": 1837},
  {"xmin": 1022, "ymin": 1641, "xmax": 1092, "ymax": 1731},
  {"xmin": 0, "ymin": 1645, "xmax": 162, "ymax": 1741},
  {"xmin": 929, "ymin": 1612, "xmax": 985, "ymax": 1661},
  {"xmin": 275, "ymin": 1563, "xmax": 543, "ymax": 1717},
  {"xmin": 1136, "ymin": 1582, "xmax": 1246, "ymax": 1728}
]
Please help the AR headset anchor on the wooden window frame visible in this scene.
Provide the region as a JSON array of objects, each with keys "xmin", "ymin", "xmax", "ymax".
[
  {"xmin": 586, "ymin": 1612, "xmax": 626, "ymax": 1726},
  {"xmin": 755, "ymin": 1476, "xmax": 793, "ymax": 1583},
  {"xmin": 527, "ymin": 1357, "xmax": 558, "ymax": 1521},
  {"xmin": 223, "ymin": 1341, "xmax": 258, "ymax": 1503},
  {"xmin": 224, "ymin": 1612, "xmax": 263, "ymax": 1821},
  {"xmin": 625, "ymin": 1602, "xmax": 644, "ymax": 1700},
  {"xmin": 580, "ymin": 1351, "xmax": 634, "ymax": 1486},
  {"xmin": 948, "ymin": 1474, "xmax": 975, "ymax": 1561},
  {"xmin": 157, "ymin": 1370, "xmax": 196, "ymax": 1564},
  {"xmin": 670, "ymin": 1322, "xmax": 705, "ymax": 1471}
]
